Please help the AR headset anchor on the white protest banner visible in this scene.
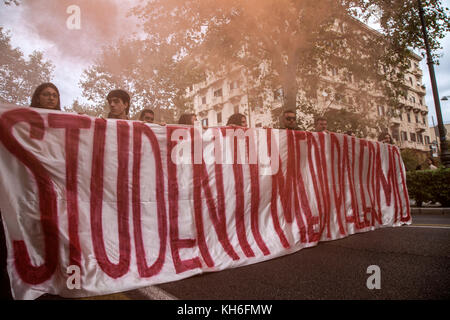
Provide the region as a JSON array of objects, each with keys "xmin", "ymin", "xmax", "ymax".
[{"xmin": 0, "ymin": 104, "xmax": 411, "ymax": 299}]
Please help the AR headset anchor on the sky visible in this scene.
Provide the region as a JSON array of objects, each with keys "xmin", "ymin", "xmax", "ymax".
[
  {"xmin": 0, "ymin": 0, "xmax": 140, "ymax": 108},
  {"xmin": 0, "ymin": 0, "xmax": 449, "ymax": 124}
]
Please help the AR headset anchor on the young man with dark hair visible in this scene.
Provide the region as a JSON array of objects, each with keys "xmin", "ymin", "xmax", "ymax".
[
  {"xmin": 139, "ymin": 109, "xmax": 155, "ymax": 123},
  {"xmin": 139, "ymin": 108, "xmax": 166, "ymax": 125},
  {"xmin": 106, "ymin": 89, "xmax": 130, "ymax": 120},
  {"xmin": 315, "ymin": 117, "xmax": 328, "ymax": 132},
  {"xmin": 280, "ymin": 109, "xmax": 299, "ymax": 130},
  {"xmin": 178, "ymin": 113, "xmax": 197, "ymax": 125}
]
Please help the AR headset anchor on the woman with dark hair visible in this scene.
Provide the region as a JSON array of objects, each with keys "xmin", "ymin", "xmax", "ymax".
[
  {"xmin": 2, "ymin": 82, "xmax": 61, "ymax": 299},
  {"xmin": 178, "ymin": 113, "xmax": 197, "ymax": 125},
  {"xmin": 226, "ymin": 113, "xmax": 247, "ymax": 127},
  {"xmin": 30, "ymin": 82, "xmax": 61, "ymax": 110}
]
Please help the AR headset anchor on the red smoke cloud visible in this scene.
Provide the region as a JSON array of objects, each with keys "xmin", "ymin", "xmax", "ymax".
[{"xmin": 19, "ymin": 0, "xmax": 140, "ymax": 61}]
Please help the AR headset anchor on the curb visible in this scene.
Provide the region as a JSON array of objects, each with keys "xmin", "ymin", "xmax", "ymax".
[{"xmin": 411, "ymin": 207, "xmax": 450, "ymax": 215}]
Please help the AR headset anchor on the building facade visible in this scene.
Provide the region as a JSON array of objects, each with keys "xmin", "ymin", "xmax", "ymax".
[{"xmin": 429, "ymin": 123, "xmax": 450, "ymax": 156}]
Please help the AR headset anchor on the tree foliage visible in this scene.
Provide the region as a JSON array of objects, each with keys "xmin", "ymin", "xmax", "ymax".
[
  {"xmin": 78, "ymin": 38, "xmax": 205, "ymax": 118},
  {"xmin": 67, "ymin": 0, "xmax": 450, "ymax": 130},
  {"xmin": 64, "ymin": 99, "xmax": 108, "ymax": 118},
  {"xmin": 0, "ymin": 27, "xmax": 54, "ymax": 106},
  {"xmin": 356, "ymin": 0, "xmax": 449, "ymax": 62}
]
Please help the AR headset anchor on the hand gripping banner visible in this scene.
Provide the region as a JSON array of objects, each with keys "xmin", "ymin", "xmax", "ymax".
[{"xmin": 0, "ymin": 104, "xmax": 411, "ymax": 299}]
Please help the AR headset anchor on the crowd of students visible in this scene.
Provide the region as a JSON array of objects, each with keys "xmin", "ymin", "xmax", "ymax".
[{"xmin": 26, "ymin": 82, "xmax": 334, "ymax": 132}]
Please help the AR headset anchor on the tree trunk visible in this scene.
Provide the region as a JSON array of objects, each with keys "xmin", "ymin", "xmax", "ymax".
[{"xmin": 282, "ymin": 60, "xmax": 298, "ymax": 112}]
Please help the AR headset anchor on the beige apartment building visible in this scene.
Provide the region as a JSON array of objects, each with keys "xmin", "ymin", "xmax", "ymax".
[
  {"xmin": 392, "ymin": 56, "xmax": 431, "ymax": 153},
  {"xmin": 429, "ymin": 123, "xmax": 450, "ymax": 156},
  {"xmin": 185, "ymin": 29, "xmax": 432, "ymax": 154}
]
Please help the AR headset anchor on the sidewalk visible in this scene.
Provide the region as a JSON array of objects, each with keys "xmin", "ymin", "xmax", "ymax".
[
  {"xmin": 409, "ymin": 199, "xmax": 450, "ymax": 214},
  {"xmin": 411, "ymin": 207, "xmax": 450, "ymax": 215}
]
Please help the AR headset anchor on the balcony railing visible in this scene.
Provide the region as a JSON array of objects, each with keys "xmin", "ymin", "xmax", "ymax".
[
  {"xmin": 198, "ymin": 102, "xmax": 208, "ymax": 112},
  {"xmin": 398, "ymin": 140, "xmax": 429, "ymax": 151},
  {"xmin": 412, "ymin": 68, "xmax": 423, "ymax": 77},
  {"xmin": 415, "ymin": 122, "xmax": 427, "ymax": 132},
  {"xmin": 391, "ymin": 117, "xmax": 402, "ymax": 125},
  {"xmin": 228, "ymin": 88, "xmax": 242, "ymax": 99},
  {"xmin": 212, "ymin": 96, "xmax": 223, "ymax": 107}
]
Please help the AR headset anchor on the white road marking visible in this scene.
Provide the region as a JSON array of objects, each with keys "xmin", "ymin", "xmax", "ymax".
[
  {"xmin": 135, "ymin": 286, "xmax": 179, "ymax": 300},
  {"xmin": 407, "ymin": 224, "xmax": 450, "ymax": 230},
  {"xmin": 131, "ymin": 222, "xmax": 449, "ymax": 299}
]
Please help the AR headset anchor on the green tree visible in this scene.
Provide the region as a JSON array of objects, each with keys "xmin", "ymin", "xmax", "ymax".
[{"xmin": 0, "ymin": 27, "xmax": 54, "ymax": 106}]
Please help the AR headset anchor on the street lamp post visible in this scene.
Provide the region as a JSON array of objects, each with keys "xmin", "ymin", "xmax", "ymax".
[{"xmin": 417, "ymin": 0, "xmax": 450, "ymax": 168}]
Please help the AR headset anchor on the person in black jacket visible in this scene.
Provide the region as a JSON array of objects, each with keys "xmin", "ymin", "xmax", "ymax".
[
  {"xmin": 280, "ymin": 109, "xmax": 300, "ymax": 130},
  {"xmin": 178, "ymin": 113, "xmax": 197, "ymax": 125}
]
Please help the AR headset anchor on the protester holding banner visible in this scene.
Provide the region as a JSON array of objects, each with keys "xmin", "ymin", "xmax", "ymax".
[
  {"xmin": 30, "ymin": 82, "xmax": 61, "ymax": 111},
  {"xmin": 314, "ymin": 117, "xmax": 328, "ymax": 132},
  {"xmin": 178, "ymin": 113, "xmax": 197, "ymax": 125},
  {"xmin": 0, "ymin": 82, "xmax": 62, "ymax": 300},
  {"xmin": 378, "ymin": 132, "xmax": 394, "ymax": 145},
  {"xmin": 139, "ymin": 109, "xmax": 155, "ymax": 123},
  {"xmin": 106, "ymin": 89, "xmax": 131, "ymax": 120},
  {"xmin": 226, "ymin": 113, "xmax": 248, "ymax": 127},
  {"xmin": 139, "ymin": 108, "xmax": 167, "ymax": 126}
]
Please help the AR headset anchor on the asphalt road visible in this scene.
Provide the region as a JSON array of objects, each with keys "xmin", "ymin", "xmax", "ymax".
[
  {"xmin": 153, "ymin": 214, "xmax": 450, "ymax": 300},
  {"xmin": 39, "ymin": 213, "xmax": 450, "ymax": 301}
]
